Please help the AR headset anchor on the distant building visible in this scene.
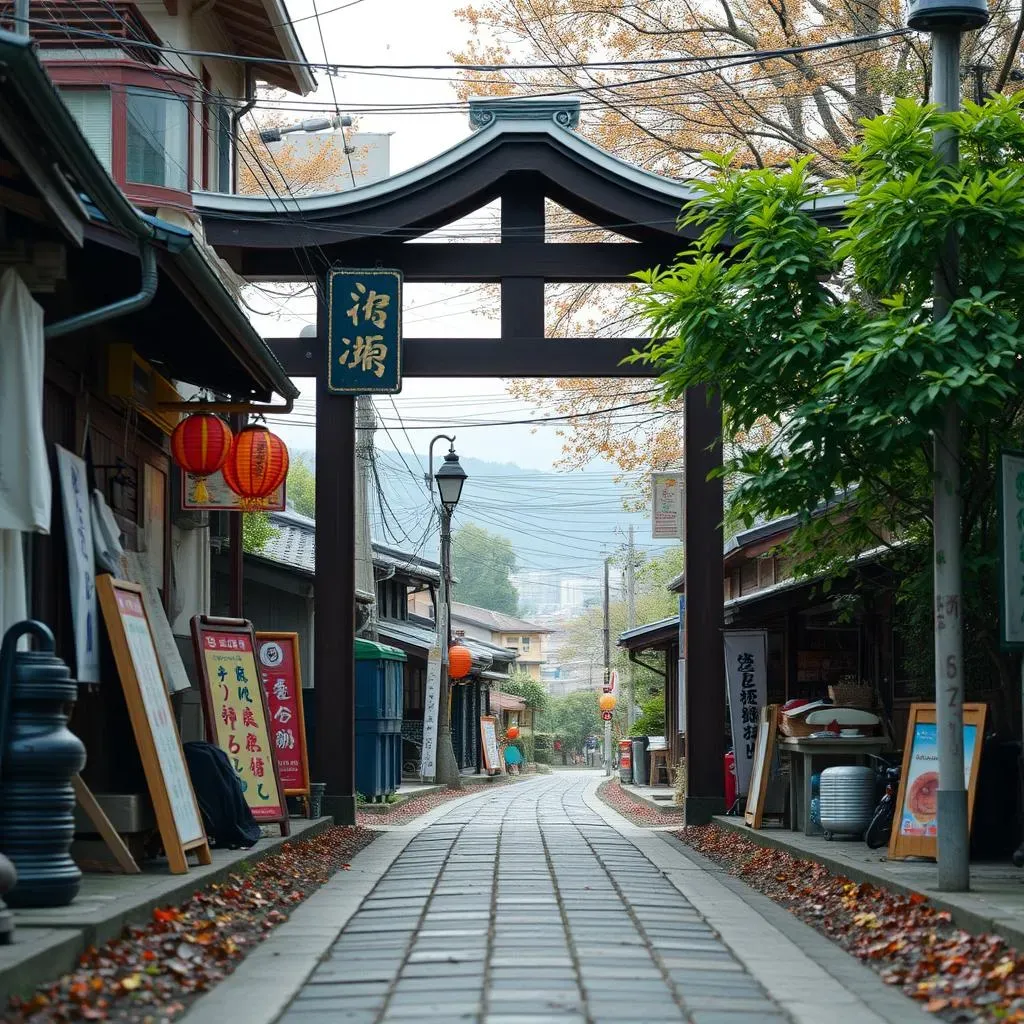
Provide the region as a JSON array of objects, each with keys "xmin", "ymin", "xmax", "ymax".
[{"xmin": 449, "ymin": 603, "xmax": 553, "ymax": 681}]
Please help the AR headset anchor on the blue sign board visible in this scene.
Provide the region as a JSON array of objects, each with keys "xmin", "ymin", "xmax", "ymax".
[{"xmin": 327, "ymin": 269, "xmax": 402, "ymax": 394}]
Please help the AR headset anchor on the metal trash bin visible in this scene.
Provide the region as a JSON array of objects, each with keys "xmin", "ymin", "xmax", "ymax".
[
  {"xmin": 819, "ymin": 765, "xmax": 875, "ymax": 839},
  {"xmin": 631, "ymin": 737, "xmax": 648, "ymax": 786},
  {"xmin": 618, "ymin": 739, "xmax": 633, "ymax": 783},
  {"xmin": 354, "ymin": 639, "xmax": 406, "ymax": 800}
]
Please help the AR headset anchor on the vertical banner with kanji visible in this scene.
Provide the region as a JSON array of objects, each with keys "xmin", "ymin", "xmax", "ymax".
[
  {"xmin": 256, "ymin": 633, "xmax": 310, "ymax": 796},
  {"xmin": 327, "ymin": 269, "xmax": 403, "ymax": 394},
  {"xmin": 723, "ymin": 630, "xmax": 768, "ymax": 799},
  {"xmin": 191, "ymin": 618, "xmax": 287, "ymax": 827}
]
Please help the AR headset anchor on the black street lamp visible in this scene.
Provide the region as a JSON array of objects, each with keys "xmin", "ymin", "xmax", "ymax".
[{"xmin": 425, "ymin": 436, "xmax": 468, "ymax": 786}]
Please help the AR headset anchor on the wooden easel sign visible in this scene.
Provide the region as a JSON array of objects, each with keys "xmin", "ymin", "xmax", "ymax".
[
  {"xmin": 480, "ymin": 716, "xmax": 503, "ymax": 775},
  {"xmin": 192, "ymin": 616, "xmax": 290, "ymax": 836},
  {"xmin": 96, "ymin": 576, "xmax": 211, "ymax": 874},
  {"xmin": 255, "ymin": 632, "xmax": 310, "ymax": 797},
  {"xmin": 888, "ymin": 702, "xmax": 987, "ymax": 861},
  {"xmin": 744, "ymin": 704, "xmax": 780, "ymax": 830}
]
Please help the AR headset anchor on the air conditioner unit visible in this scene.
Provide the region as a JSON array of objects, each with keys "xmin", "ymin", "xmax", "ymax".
[{"xmin": 106, "ymin": 344, "xmax": 182, "ymax": 436}]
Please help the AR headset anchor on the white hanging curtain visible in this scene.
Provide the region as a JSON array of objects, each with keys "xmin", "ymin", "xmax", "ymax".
[{"xmin": 0, "ymin": 268, "xmax": 49, "ymax": 640}]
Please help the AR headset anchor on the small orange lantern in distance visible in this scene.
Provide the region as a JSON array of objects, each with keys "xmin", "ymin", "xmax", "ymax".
[
  {"xmin": 599, "ymin": 693, "xmax": 617, "ymax": 712},
  {"xmin": 170, "ymin": 413, "xmax": 233, "ymax": 504},
  {"xmin": 222, "ymin": 424, "xmax": 289, "ymax": 509},
  {"xmin": 507, "ymin": 725, "xmax": 520, "ymax": 740},
  {"xmin": 448, "ymin": 643, "xmax": 473, "ymax": 680}
]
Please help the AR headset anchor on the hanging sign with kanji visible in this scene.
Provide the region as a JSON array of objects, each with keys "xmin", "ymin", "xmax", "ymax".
[
  {"xmin": 191, "ymin": 616, "xmax": 289, "ymax": 835},
  {"xmin": 256, "ymin": 632, "xmax": 310, "ymax": 796},
  {"xmin": 327, "ymin": 268, "xmax": 403, "ymax": 394},
  {"xmin": 723, "ymin": 630, "xmax": 768, "ymax": 800}
]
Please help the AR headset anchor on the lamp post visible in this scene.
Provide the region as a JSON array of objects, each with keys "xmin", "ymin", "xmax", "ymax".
[
  {"xmin": 427, "ymin": 435, "xmax": 468, "ymax": 787},
  {"xmin": 906, "ymin": 0, "xmax": 988, "ymax": 892}
]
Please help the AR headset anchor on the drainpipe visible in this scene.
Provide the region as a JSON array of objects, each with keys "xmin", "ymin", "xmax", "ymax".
[
  {"xmin": 231, "ymin": 68, "xmax": 256, "ymax": 195},
  {"xmin": 45, "ymin": 243, "xmax": 158, "ymax": 339}
]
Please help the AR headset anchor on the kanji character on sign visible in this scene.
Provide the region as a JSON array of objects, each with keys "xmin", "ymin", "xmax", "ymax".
[
  {"xmin": 245, "ymin": 733, "xmax": 261, "ymax": 753},
  {"xmin": 272, "ymin": 678, "xmax": 290, "ymax": 701},
  {"xmin": 221, "ymin": 705, "xmax": 237, "ymax": 729},
  {"xmin": 250, "ymin": 756, "xmax": 265, "ymax": 779},
  {"xmin": 275, "ymin": 728, "xmax": 295, "ymax": 750},
  {"xmin": 346, "ymin": 281, "xmax": 390, "ymax": 328},
  {"xmin": 238, "ymin": 685, "xmax": 252, "ymax": 704},
  {"xmin": 228, "ymin": 735, "xmax": 241, "ymax": 755},
  {"xmin": 274, "ymin": 705, "xmax": 293, "ymax": 724},
  {"xmin": 235, "ymin": 665, "xmax": 248, "ymax": 683},
  {"xmin": 217, "ymin": 665, "xmax": 227, "ymax": 682},
  {"xmin": 242, "ymin": 707, "xmax": 257, "ymax": 728},
  {"xmin": 340, "ymin": 335, "xmax": 388, "ymax": 378}
]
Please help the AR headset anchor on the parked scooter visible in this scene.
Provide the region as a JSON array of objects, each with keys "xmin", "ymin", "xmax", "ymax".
[{"xmin": 864, "ymin": 757, "xmax": 901, "ymax": 850}]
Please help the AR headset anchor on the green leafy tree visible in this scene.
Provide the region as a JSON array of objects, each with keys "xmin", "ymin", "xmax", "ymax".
[
  {"xmin": 287, "ymin": 453, "xmax": 316, "ymax": 520},
  {"xmin": 502, "ymin": 670, "xmax": 549, "ymax": 712},
  {"xmin": 633, "ymin": 94, "xmax": 1024, "ymax": 722},
  {"xmin": 451, "ymin": 522, "xmax": 519, "ymax": 614},
  {"xmin": 539, "ymin": 690, "xmax": 603, "ymax": 753},
  {"xmin": 242, "ymin": 512, "xmax": 277, "ymax": 555}
]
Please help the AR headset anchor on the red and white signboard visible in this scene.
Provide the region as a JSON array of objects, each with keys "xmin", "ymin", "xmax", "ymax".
[{"xmin": 256, "ymin": 632, "xmax": 310, "ymax": 796}]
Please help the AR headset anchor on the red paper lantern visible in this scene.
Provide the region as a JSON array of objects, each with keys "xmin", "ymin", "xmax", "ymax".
[
  {"xmin": 448, "ymin": 643, "xmax": 472, "ymax": 680},
  {"xmin": 507, "ymin": 726, "xmax": 520, "ymax": 740},
  {"xmin": 170, "ymin": 414, "xmax": 234, "ymax": 504},
  {"xmin": 222, "ymin": 425, "xmax": 289, "ymax": 509}
]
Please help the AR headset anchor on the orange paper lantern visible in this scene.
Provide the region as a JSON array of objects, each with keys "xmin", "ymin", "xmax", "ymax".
[
  {"xmin": 170, "ymin": 413, "xmax": 233, "ymax": 504},
  {"xmin": 222, "ymin": 425, "xmax": 289, "ymax": 509},
  {"xmin": 599, "ymin": 693, "xmax": 617, "ymax": 712},
  {"xmin": 507, "ymin": 726, "xmax": 520, "ymax": 740},
  {"xmin": 448, "ymin": 643, "xmax": 473, "ymax": 680}
]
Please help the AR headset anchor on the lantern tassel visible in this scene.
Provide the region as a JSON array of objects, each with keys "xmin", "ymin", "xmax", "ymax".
[{"xmin": 194, "ymin": 477, "xmax": 211, "ymax": 504}]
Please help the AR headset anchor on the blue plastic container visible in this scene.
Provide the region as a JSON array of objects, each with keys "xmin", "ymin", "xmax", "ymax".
[{"xmin": 355, "ymin": 639, "xmax": 406, "ymax": 799}]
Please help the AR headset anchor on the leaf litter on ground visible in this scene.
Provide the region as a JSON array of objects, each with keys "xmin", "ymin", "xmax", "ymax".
[
  {"xmin": 675, "ymin": 823, "xmax": 1024, "ymax": 1024},
  {"xmin": 4, "ymin": 825, "xmax": 376, "ymax": 1024}
]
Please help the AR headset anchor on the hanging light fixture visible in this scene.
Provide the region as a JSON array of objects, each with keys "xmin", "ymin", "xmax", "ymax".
[
  {"xmin": 170, "ymin": 413, "xmax": 234, "ymax": 504},
  {"xmin": 222, "ymin": 424, "xmax": 289, "ymax": 510}
]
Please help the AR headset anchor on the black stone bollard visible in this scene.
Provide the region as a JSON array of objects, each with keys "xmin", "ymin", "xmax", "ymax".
[{"xmin": 0, "ymin": 621, "xmax": 87, "ymax": 908}]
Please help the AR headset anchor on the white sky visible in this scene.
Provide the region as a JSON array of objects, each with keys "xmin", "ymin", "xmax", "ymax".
[{"xmin": 244, "ymin": 0, "xmax": 626, "ymax": 473}]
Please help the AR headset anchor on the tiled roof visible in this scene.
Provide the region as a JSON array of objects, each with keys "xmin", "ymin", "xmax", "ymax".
[{"xmin": 450, "ymin": 602, "xmax": 553, "ymax": 635}]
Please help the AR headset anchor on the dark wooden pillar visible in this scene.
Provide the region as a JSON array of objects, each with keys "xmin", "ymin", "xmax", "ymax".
[
  {"xmin": 683, "ymin": 385, "xmax": 725, "ymax": 823},
  {"xmin": 501, "ymin": 180, "xmax": 545, "ymax": 341},
  {"xmin": 313, "ymin": 297, "xmax": 357, "ymax": 825},
  {"xmin": 785, "ymin": 608, "xmax": 799, "ymax": 703},
  {"xmin": 227, "ymin": 413, "xmax": 246, "ymax": 618}
]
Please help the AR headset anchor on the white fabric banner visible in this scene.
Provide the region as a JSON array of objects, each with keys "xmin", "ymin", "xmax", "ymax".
[
  {"xmin": 0, "ymin": 530, "xmax": 27, "ymax": 640},
  {"xmin": 56, "ymin": 445, "xmax": 100, "ymax": 682},
  {"xmin": 724, "ymin": 630, "xmax": 768, "ymax": 800},
  {"xmin": 0, "ymin": 269, "xmax": 50, "ymax": 533},
  {"xmin": 419, "ymin": 645, "xmax": 442, "ymax": 780}
]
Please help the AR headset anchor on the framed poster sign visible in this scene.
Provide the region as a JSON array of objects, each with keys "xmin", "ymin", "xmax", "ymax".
[
  {"xmin": 480, "ymin": 715, "xmax": 503, "ymax": 774},
  {"xmin": 888, "ymin": 703, "xmax": 987, "ymax": 861},
  {"xmin": 96, "ymin": 576, "xmax": 210, "ymax": 874},
  {"xmin": 724, "ymin": 630, "xmax": 768, "ymax": 800},
  {"xmin": 180, "ymin": 468, "xmax": 284, "ymax": 512},
  {"xmin": 256, "ymin": 632, "xmax": 310, "ymax": 797},
  {"xmin": 191, "ymin": 616, "xmax": 289, "ymax": 835},
  {"xmin": 744, "ymin": 704, "xmax": 779, "ymax": 830}
]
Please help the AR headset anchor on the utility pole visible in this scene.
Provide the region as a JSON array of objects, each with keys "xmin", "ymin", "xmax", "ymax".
[
  {"xmin": 626, "ymin": 525, "xmax": 637, "ymax": 727},
  {"xmin": 603, "ymin": 555, "xmax": 611, "ymax": 776},
  {"xmin": 907, "ymin": 0, "xmax": 988, "ymax": 892},
  {"xmin": 15, "ymin": 0, "xmax": 28, "ymax": 36}
]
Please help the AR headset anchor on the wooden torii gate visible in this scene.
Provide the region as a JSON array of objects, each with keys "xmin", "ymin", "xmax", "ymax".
[{"xmin": 196, "ymin": 97, "xmax": 844, "ymax": 824}]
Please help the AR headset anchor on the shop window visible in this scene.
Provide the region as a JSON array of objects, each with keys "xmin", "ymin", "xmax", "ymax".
[
  {"xmin": 126, "ymin": 88, "xmax": 189, "ymax": 191},
  {"xmin": 60, "ymin": 88, "xmax": 112, "ymax": 171}
]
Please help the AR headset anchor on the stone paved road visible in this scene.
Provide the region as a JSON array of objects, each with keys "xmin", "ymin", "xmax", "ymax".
[{"xmin": 278, "ymin": 775, "xmax": 794, "ymax": 1024}]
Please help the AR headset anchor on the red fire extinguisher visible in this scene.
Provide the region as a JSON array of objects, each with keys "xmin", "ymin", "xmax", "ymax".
[{"xmin": 724, "ymin": 750, "xmax": 737, "ymax": 811}]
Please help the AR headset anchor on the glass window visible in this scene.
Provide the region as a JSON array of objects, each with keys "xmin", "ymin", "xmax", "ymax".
[
  {"xmin": 521, "ymin": 636, "xmax": 531, "ymax": 651},
  {"xmin": 126, "ymin": 88, "xmax": 189, "ymax": 191},
  {"xmin": 60, "ymin": 89, "xmax": 112, "ymax": 172}
]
